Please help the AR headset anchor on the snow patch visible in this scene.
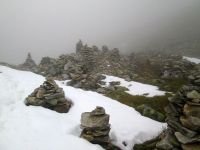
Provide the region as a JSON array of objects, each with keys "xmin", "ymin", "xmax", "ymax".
[
  {"xmin": 0, "ymin": 66, "xmax": 166, "ymax": 150},
  {"xmin": 183, "ymin": 56, "xmax": 200, "ymax": 64},
  {"xmin": 102, "ymin": 75, "xmax": 166, "ymax": 97}
]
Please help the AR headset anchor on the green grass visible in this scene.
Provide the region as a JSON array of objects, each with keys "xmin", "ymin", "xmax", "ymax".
[
  {"xmin": 106, "ymin": 90, "xmax": 171, "ymax": 114},
  {"xmin": 158, "ymin": 78, "xmax": 188, "ymax": 92}
]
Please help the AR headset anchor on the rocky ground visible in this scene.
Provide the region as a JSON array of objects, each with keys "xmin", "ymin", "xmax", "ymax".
[
  {"xmin": 134, "ymin": 66, "xmax": 200, "ymax": 150},
  {"xmin": 16, "ymin": 41, "xmax": 197, "ymax": 93},
  {"xmin": 2, "ymin": 40, "xmax": 200, "ymax": 150}
]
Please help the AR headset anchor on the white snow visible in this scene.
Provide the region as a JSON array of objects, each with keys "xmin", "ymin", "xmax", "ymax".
[
  {"xmin": 183, "ymin": 56, "xmax": 200, "ymax": 64},
  {"xmin": 102, "ymin": 75, "xmax": 166, "ymax": 97},
  {"xmin": 0, "ymin": 65, "xmax": 166, "ymax": 150}
]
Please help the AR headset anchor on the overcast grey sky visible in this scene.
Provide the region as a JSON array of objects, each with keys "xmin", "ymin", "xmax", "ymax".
[{"xmin": 0, "ymin": 0, "xmax": 200, "ymax": 64}]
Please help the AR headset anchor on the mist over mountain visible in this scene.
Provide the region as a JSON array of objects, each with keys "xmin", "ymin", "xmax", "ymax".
[{"xmin": 0, "ymin": 0, "xmax": 200, "ymax": 64}]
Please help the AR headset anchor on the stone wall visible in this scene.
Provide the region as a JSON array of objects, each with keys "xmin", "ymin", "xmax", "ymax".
[{"xmin": 156, "ymin": 71, "xmax": 200, "ymax": 150}]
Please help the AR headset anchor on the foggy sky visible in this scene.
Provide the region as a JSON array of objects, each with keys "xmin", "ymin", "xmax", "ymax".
[{"xmin": 0, "ymin": 0, "xmax": 200, "ymax": 64}]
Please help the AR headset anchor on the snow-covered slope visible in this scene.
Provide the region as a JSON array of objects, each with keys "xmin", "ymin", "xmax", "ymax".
[
  {"xmin": 0, "ymin": 66, "xmax": 166, "ymax": 150},
  {"xmin": 102, "ymin": 75, "xmax": 166, "ymax": 97},
  {"xmin": 183, "ymin": 56, "xmax": 200, "ymax": 64}
]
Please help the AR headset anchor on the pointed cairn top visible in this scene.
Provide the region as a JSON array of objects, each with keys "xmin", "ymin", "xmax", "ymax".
[
  {"xmin": 76, "ymin": 39, "xmax": 83, "ymax": 54},
  {"xmin": 27, "ymin": 52, "xmax": 31, "ymax": 59}
]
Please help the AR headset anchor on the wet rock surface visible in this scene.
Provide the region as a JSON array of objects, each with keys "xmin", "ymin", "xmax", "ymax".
[{"xmin": 25, "ymin": 77, "xmax": 71, "ymax": 113}]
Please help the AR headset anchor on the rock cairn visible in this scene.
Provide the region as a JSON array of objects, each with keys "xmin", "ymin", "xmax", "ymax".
[
  {"xmin": 80, "ymin": 106, "xmax": 111, "ymax": 149},
  {"xmin": 80, "ymin": 45, "xmax": 96, "ymax": 72},
  {"xmin": 109, "ymin": 48, "xmax": 120, "ymax": 62},
  {"xmin": 76, "ymin": 40, "xmax": 83, "ymax": 54},
  {"xmin": 25, "ymin": 77, "xmax": 71, "ymax": 113},
  {"xmin": 19, "ymin": 52, "xmax": 37, "ymax": 71},
  {"xmin": 156, "ymin": 73, "xmax": 200, "ymax": 150}
]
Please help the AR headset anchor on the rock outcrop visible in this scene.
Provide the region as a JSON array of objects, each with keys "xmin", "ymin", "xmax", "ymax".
[
  {"xmin": 156, "ymin": 72, "xmax": 200, "ymax": 150},
  {"xmin": 25, "ymin": 77, "xmax": 71, "ymax": 113},
  {"xmin": 80, "ymin": 106, "xmax": 113, "ymax": 149}
]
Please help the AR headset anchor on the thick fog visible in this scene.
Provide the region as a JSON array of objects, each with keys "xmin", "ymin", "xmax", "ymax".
[{"xmin": 0, "ymin": 0, "xmax": 200, "ymax": 64}]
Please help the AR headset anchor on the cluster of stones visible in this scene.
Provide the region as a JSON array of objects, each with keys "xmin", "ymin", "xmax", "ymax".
[
  {"xmin": 19, "ymin": 53, "xmax": 37, "ymax": 72},
  {"xmin": 31, "ymin": 40, "xmax": 125, "ymax": 90},
  {"xmin": 161, "ymin": 56, "xmax": 193, "ymax": 79},
  {"xmin": 100, "ymin": 80, "xmax": 129, "ymax": 94},
  {"xmin": 25, "ymin": 77, "xmax": 71, "ymax": 113},
  {"xmin": 156, "ymin": 75, "xmax": 200, "ymax": 150},
  {"xmin": 130, "ymin": 51, "xmax": 195, "ymax": 82},
  {"xmin": 80, "ymin": 106, "xmax": 112, "ymax": 149},
  {"xmin": 188, "ymin": 65, "xmax": 200, "ymax": 86},
  {"xmin": 67, "ymin": 73, "xmax": 105, "ymax": 90},
  {"xmin": 17, "ymin": 41, "xmax": 198, "ymax": 92},
  {"xmin": 76, "ymin": 41, "xmax": 96, "ymax": 72}
]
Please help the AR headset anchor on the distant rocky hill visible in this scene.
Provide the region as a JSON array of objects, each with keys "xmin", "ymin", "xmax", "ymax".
[{"xmin": 9, "ymin": 40, "xmax": 197, "ymax": 92}]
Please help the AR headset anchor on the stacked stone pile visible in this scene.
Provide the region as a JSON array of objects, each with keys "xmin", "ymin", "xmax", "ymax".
[
  {"xmin": 80, "ymin": 106, "xmax": 111, "ymax": 149},
  {"xmin": 156, "ymin": 74, "xmax": 200, "ymax": 149},
  {"xmin": 78, "ymin": 44, "xmax": 96, "ymax": 72},
  {"xmin": 109, "ymin": 48, "xmax": 120, "ymax": 62},
  {"xmin": 25, "ymin": 77, "xmax": 71, "ymax": 113},
  {"xmin": 19, "ymin": 53, "xmax": 37, "ymax": 71},
  {"xmin": 67, "ymin": 73, "xmax": 105, "ymax": 90}
]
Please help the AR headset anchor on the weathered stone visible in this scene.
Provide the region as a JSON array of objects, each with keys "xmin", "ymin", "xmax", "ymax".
[
  {"xmin": 157, "ymin": 81, "xmax": 200, "ymax": 150},
  {"xmin": 165, "ymin": 103, "xmax": 181, "ymax": 117},
  {"xmin": 188, "ymin": 75, "xmax": 195, "ymax": 80},
  {"xmin": 182, "ymin": 143, "xmax": 200, "ymax": 150},
  {"xmin": 25, "ymin": 97, "xmax": 44, "ymax": 106},
  {"xmin": 109, "ymin": 81, "xmax": 120, "ymax": 86},
  {"xmin": 45, "ymin": 99, "xmax": 58, "ymax": 106},
  {"xmin": 80, "ymin": 127, "xmax": 110, "ymax": 144},
  {"xmin": 80, "ymin": 106, "xmax": 111, "ymax": 149},
  {"xmin": 96, "ymin": 88, "xmax": 106, "ymax": 94},
  {"xmin": 183, "ymin": 104, "xmax": 200, "ymax": 118},
  {"xmin": 186, "ymin": 101, "xmax": 200, "ymax": 106},
  {"xmin": 191, "ymin": 98, "xmax": 200, "ymax": 103},
  {"xmin": 194, "ymin": 79, "xmax": 200, "ymax": 85},
  {"xmin": 175, "ymin": 132, "xmax": 200, "ymax": 144},
  {"xmin": 44, "ymin": 92, "xmax": 64, "ymax": 100},
  {"xmin": 156, "ymin": 132, "xmax": 179, "ymax": 150},
  {"xmin": 168, "ymin": 120, "xmax": 197, "ymax": 138},
  {"xmin": 54, "ymin": 101, "xmax": 71, "ymax": 113},
  {"xmin": 180, "ymin": 116, "xmax": 200, "ymax": 131},
  {"xmin": 187, "ymin": 90, "xmax": 200, "ymax": 99},
  {"xmin": 64, "ymin": 61, "xmax": 73, "ymax": 70},
  {"xmin": 36, "ymin": 88, "xmax": 45, "ymax": 98},
  {"xmin": 81, "ymin": 112, "xmax": 109, "ymax": 128},
  {"xmin": 91, "ymin": 106, "xmax": 105, "ymax": 116},
  {"xmin": 25, "ymin": 78, "xmax": 71, "ymax": 113}
]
